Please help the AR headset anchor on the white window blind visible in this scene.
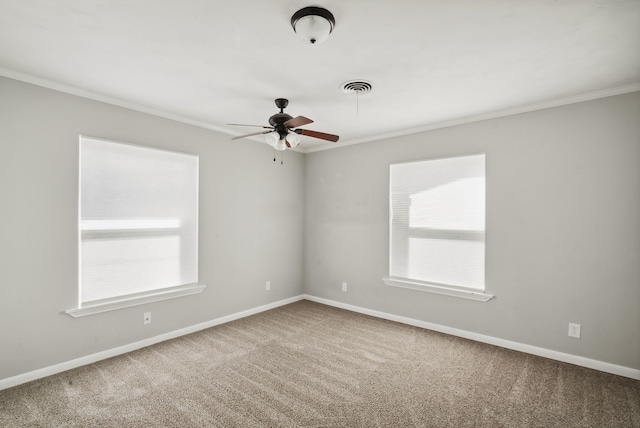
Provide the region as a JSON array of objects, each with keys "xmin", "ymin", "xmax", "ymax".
[
  {"xmin": 389, "ymin": 154, "xmax": 485, "ymax": 291},
  {"xmin": 79, "ymin": 136, "xmax": 199, "ymax": 305}
]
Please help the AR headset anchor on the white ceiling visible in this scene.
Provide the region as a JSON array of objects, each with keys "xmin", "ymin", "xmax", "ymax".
[{"xmin": 1, "ymin": 1, "xmax": 639, "ymax": 152}]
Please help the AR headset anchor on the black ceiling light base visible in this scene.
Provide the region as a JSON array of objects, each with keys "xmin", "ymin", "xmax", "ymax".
[{"xmin": 291, "ymin": 7, "xmax": 335, "ymax": 44}]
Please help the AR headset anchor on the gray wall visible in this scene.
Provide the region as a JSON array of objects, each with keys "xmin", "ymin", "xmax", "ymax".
[
  {"xmin": 1, "ymin": 76, "xmax": 638, "ymax": 381},
  {"xmin": 0, "ymin": 77, "xmax": 305, "ymax": 380},
  {"xmin": 304, "ymin": 92, "xmax": 640, "ymax": 370}
]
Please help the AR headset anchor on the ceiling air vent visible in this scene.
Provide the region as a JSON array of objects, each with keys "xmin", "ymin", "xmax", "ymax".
[{"xmin": 340, "ymin": 80, "xmax": 373, "ymax": 94}]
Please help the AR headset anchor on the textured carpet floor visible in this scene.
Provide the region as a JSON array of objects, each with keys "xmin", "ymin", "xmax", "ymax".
[{"xmin": 1, "ymin": 300, "xmax": 639, "ymax": 427}]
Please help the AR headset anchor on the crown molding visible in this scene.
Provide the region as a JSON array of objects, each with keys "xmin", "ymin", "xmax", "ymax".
[
  {"xmin": 301, "ymin": 83, "xmax": 640, "ymax": 153},
  {"xmin": 3, "ymin": 66, "xmax": 638, "ymax": 154},
  {"xmin": 0, "ymin": 66, "xmax": 232, "ymax": 135}
]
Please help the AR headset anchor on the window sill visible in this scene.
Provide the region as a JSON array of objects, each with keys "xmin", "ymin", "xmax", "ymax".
[
  {"xmin": 65, "ymin": 283, "xmax": 206, "ymax": 317},
  {"xmin": 382, "ymin": 277, "xmax": 494, "ymax": 302}
]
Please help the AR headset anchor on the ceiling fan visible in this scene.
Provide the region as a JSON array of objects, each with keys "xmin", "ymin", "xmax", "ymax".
[{"xmin": 228, "ymin": 98, "xmax": 339, "ymax": 151}]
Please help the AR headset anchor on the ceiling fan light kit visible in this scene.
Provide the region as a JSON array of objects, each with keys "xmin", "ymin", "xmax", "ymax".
[
  {"xmin": 266, "ymin": 132, "xmax": 299, "ymax": 151},
  {"xmin": 291, "ymin": 6, "xmax": 335, "ymax": 44}
]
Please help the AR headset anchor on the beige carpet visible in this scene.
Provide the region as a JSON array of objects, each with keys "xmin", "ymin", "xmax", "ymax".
[{"xmin": 1, "ymin": 300, "xmax": 639, "ymax": 427}]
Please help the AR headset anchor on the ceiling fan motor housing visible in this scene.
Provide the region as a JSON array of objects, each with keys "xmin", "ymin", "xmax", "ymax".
[
  {"xmin": 270, "ymin": 99, "xmax": 293, "ymax": 138},
  {"xmin": 269, "ymin": 113, "xmax": 293, "ymax": 138}
]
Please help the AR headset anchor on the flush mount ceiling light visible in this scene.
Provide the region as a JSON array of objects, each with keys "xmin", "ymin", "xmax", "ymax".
[{"xmin": 291, "ymin": 7, "xmax": 335, "ymax": 44}]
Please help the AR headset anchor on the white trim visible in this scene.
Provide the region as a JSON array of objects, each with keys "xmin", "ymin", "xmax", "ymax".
[
  {"xmin": 382, "ymin": 277, "xmax": 494, "ymax": 302},
  {"xmin": 2, "ymin": 295, "xmax": 305, "ymax": 391},
  {"xmin": 302, "ymin": 294, "xmax": 640, "ymax": 380},
  {"xmin": 1, "ymin": 67, "xmax": 638, "ymax": 154},
  {"xmin": 65, "ymin": 284, "xmax": 207, "ymax": 317},
  {"xmin": 4, "ymin": 294, "xmax": 638, "ymax": 390}
]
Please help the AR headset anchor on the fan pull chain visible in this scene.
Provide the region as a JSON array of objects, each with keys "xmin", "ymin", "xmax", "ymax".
[
  {"xmin": 356, "ymin": 91, "xmax": 359, "ymax": 117},
  {"xmin": 281, "ymin": 150, "xmax": 284, "ymax": 165},
  {"xmin": 273, "ymin": 148, "xmax": 276, "ymax": 162}
]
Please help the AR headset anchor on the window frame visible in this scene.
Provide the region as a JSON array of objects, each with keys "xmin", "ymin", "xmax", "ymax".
[
  {"xmin": 66, "ymin": 135, "xmax": 205, "ymax": 318},
  {"xmin": 382, "ymin": 153, "xmax": 493, "ymax": 302}
]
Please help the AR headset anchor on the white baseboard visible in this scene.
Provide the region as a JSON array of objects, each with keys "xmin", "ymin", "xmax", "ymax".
[
  {"xmin": 0, "ymin": 295, "xmax": 305, "ymax": 391},
  {"xmin": 302, "ymin": 294, "xmax": 640, "ymax": 380},
  {"xmin": 3, "ymin": 293, "xmax": 637, "ymax": 391}
]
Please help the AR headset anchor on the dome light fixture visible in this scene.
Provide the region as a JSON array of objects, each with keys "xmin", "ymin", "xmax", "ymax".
[{"xmin": 291, "ymin": 7, "xmax": 335, "ymax": 45}]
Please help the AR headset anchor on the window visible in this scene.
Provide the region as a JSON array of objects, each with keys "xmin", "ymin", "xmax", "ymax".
[
  {"xmin": 383, "ymin": 154, "xmax": 492, "ymax": 301},
  {"xmin": 67, "ymin": 136, "xmax": 204, "ymax": 317}
]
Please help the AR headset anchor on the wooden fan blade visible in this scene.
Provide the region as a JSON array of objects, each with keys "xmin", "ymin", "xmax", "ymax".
[
  {"xmin": 298, "ymin": 129, "xmax": 340, "ymax": 142},
  {"xmin": 231, "ymin": 130, "xmax": 272, "ymax": 140},
  {"xmin": 284, "ymin": 116, "xmax": 313, "ymax": 128},
  {"xmin": 228, "ymin": 123, "xmax": 272, "ymax": 129}
]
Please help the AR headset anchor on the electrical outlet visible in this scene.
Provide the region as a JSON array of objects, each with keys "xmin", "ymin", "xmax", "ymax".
[
  {"xmin": 568, "ymin": 323, "xmax": 581, "ymax": 338},
  {"xmin": 342, "ymin": 282, "xmax": 347, "ymax": 292},
  {"xmin": 266, "ymin": 281, "xmax": 271, "ymax": 291},
  {"xmin": 143, "ymin": 312, "xmax": 151, "ymax": 325}
]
